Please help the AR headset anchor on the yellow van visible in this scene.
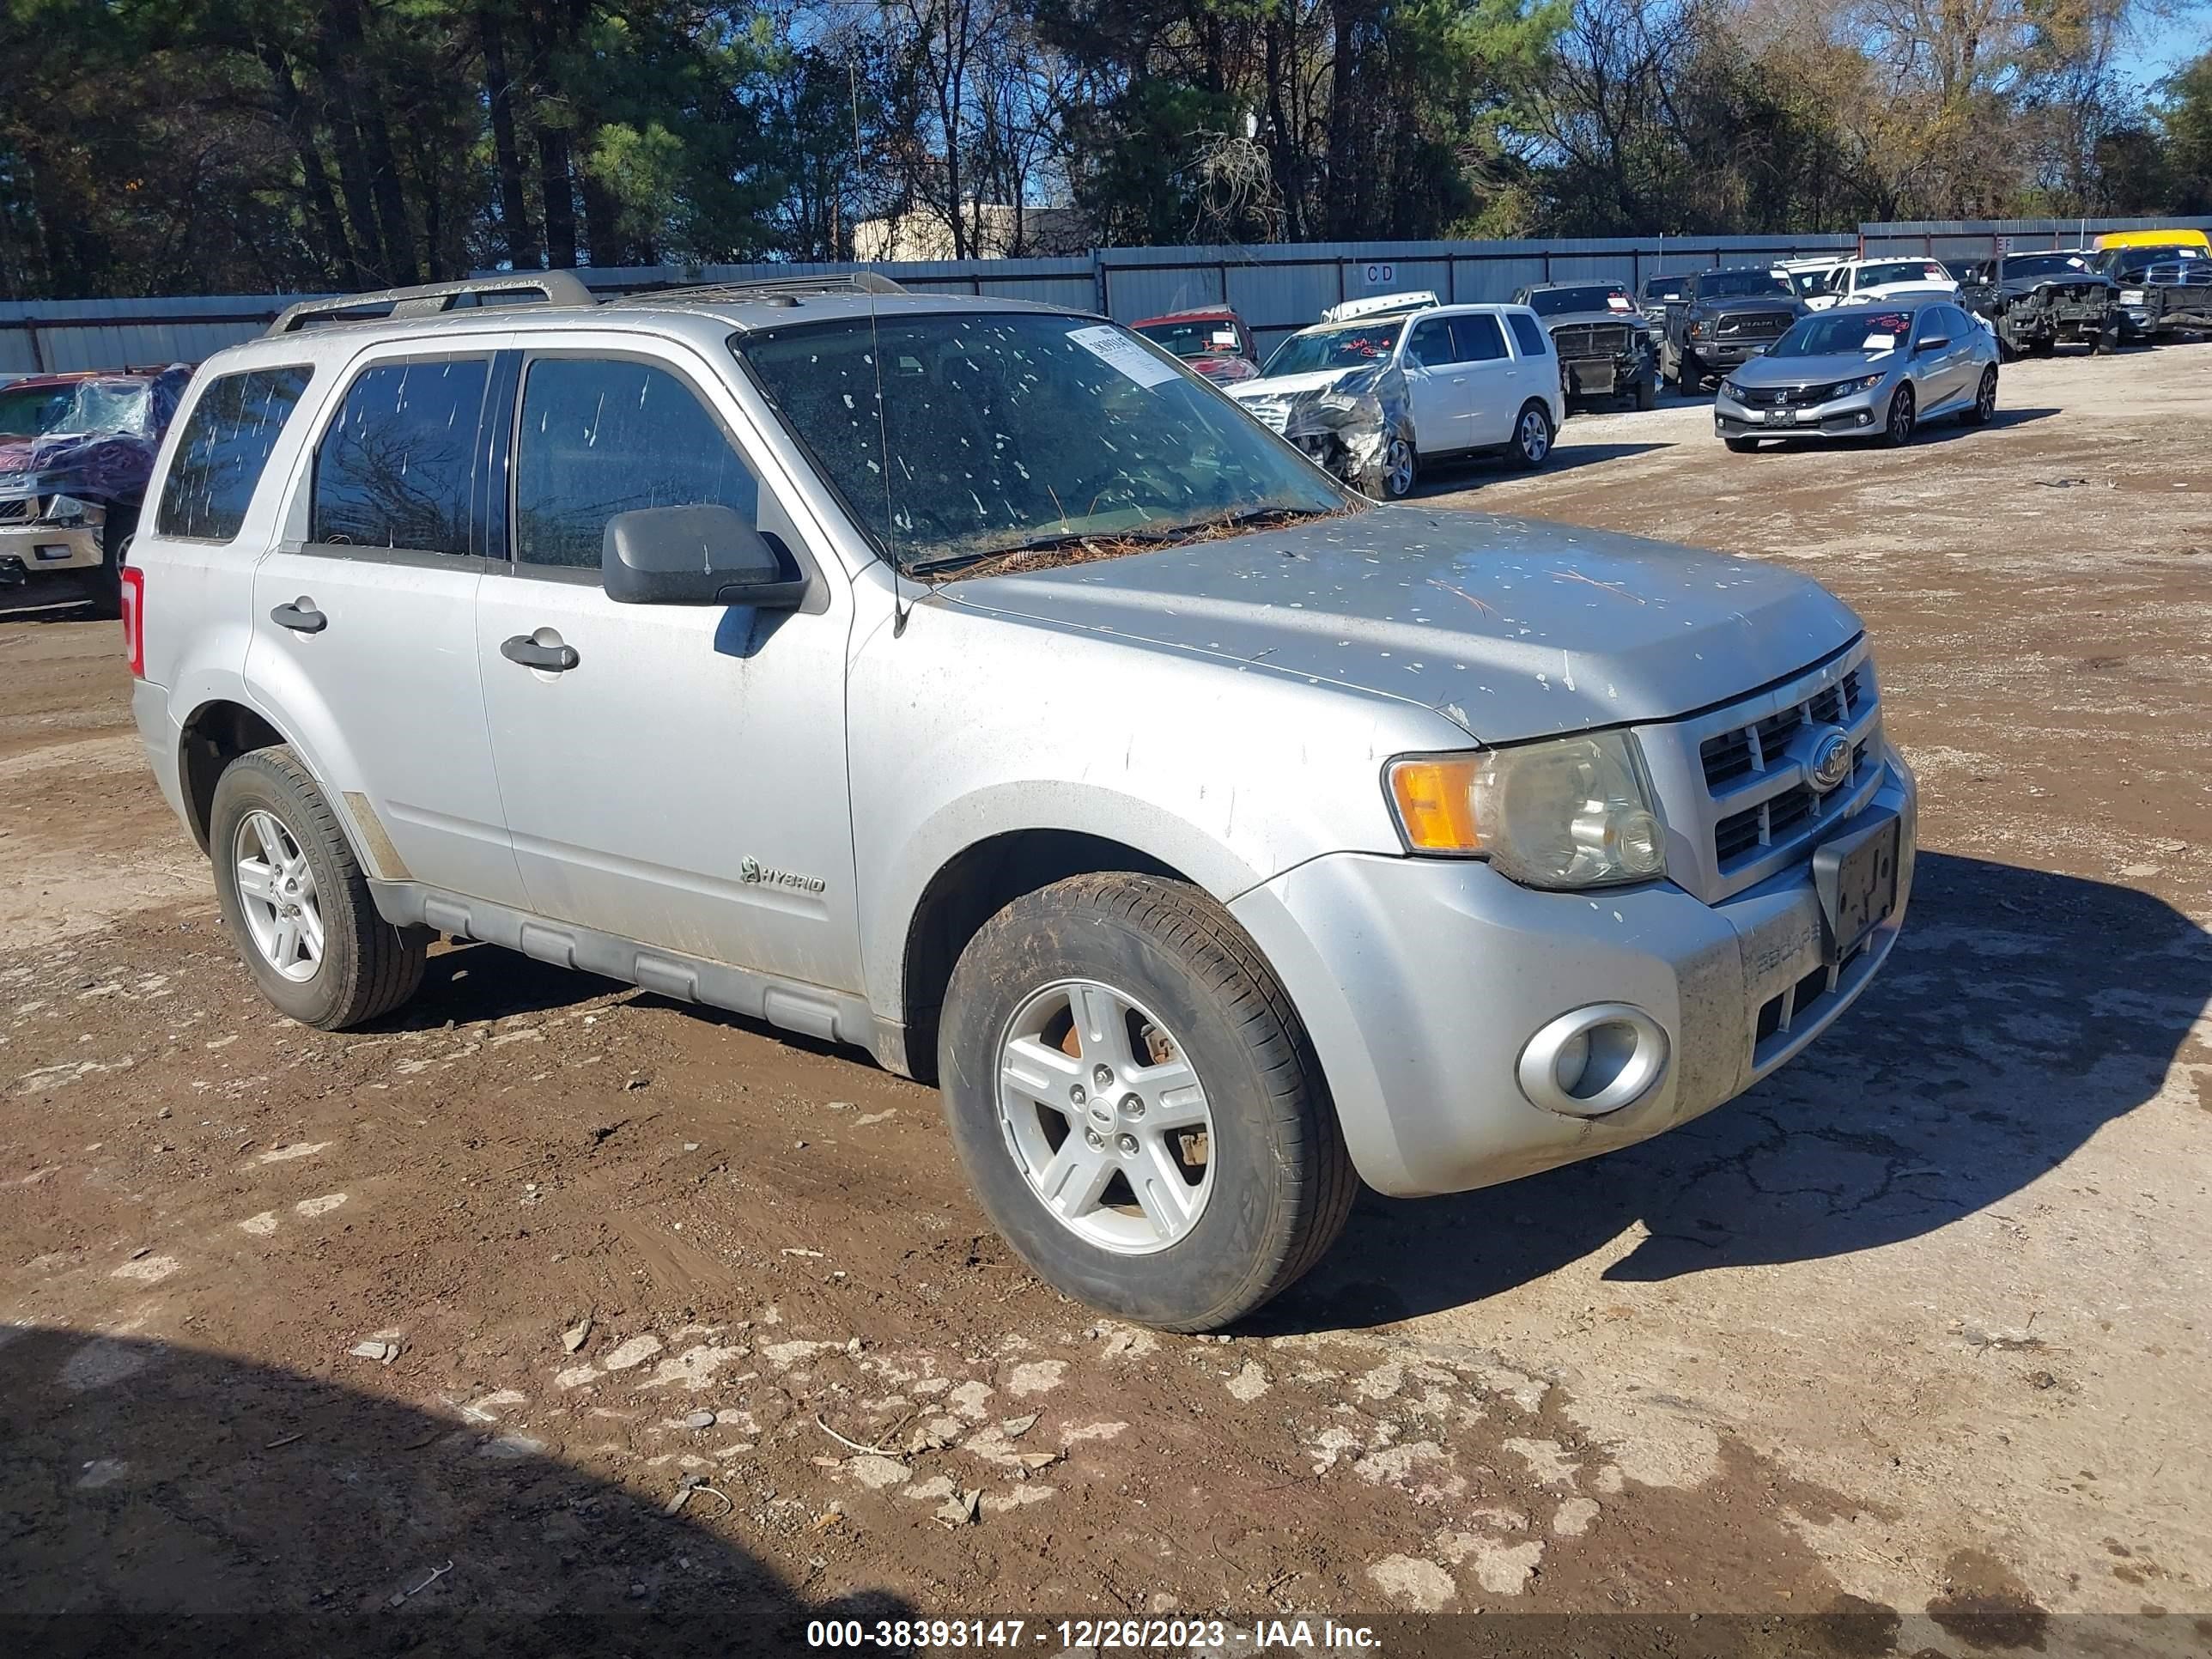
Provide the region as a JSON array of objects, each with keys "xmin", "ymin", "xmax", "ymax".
[{"xmin": 2094, "ymin": 227, "xmax": 2210, "ymax": 252}]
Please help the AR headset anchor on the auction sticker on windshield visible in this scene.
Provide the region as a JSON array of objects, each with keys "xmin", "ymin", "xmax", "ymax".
[{"xmin": 1068, "ymin": 325, "xmax": 1181, "ymax": 388}]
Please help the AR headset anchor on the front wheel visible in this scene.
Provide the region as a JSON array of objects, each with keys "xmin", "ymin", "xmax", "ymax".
[
  {"xmin": 210, "ymin": 746, "xmax": 427, "ymax": 1030},
  {"xmin": 1963, "ymin": 366, "xmax": 1997, "ymax": 426},
  {"xmin": 1509, "ymin": 400, "xmax": 1554, "ymax": 469},
  {"xmin": 83, "ymin": 504, "xmax": 136, "ymax": 621},
  {"xmin": 937, "ymin": 874, "xmax": 1356, "ymax": 1332},
  {"xmin": 1359, "ymin": 433, "xmax": 1417, "ymax": 500},
  {"xmin": 2093, "ymin": 325, "xmax": 2118, "ymax": 356},
  {"xmin": 1880, "ymin": 381, "xmax": 1917, "ymax": 447},
  {"xmin": 1633, "ymin": 374, "xmax": 1658, "ymax": 411}
]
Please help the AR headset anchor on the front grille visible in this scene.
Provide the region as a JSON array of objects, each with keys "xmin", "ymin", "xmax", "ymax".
[
  {"xmin": 1242, "ymin": 398, "xmax": 1290, "ymax": 434},
  {"xmin": 0, "ymin": 497, "xmax": 33, "ymax": 523},
  {"xmin": 1711, "ymin": 739, "xmax": 1873, "ymax": 871},
  {"xmin": 1701, "ymin": 668, "xmax": 1863, "ymax": 791},
  {"xmin": 1717, "ymin": 311, "xmax": 1792, "ymax": 340},
  {"xmin": 1552, "ymin": 323, "xmax": 1633, "ymax": 359}
]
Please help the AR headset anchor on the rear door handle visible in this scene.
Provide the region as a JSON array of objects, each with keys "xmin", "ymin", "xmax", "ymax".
[
  {"xmin": 270, "ymin": 599, "xmax": 325, "ymax": 633},
  {"xmin": 501, "ymin": 633, "xmax": 580, "ymax": 672}
]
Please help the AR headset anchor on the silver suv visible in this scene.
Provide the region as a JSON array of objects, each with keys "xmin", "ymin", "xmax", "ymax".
[{"xmin": 125, "ymin": 273, "xmax": 1917, "ymax": 1331}]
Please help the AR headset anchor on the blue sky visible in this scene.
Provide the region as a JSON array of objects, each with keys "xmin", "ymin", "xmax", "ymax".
[{"xmin": 2118, "ymin": 3, "xmax": 2209, "ymax": 91}]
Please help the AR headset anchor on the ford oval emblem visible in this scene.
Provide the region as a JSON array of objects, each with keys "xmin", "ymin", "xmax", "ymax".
[{"xmin": 1808, "ymin": 727, "xmax": 1853, "ymax": 793}]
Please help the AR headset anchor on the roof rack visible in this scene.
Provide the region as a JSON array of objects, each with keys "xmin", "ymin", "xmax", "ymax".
[
  {"xmin": 604, "ymin": 272, "xmax": 908, "ymax": 308},
  {"xmin": 265, "ymin": 272, "xmax": 596, "ymax": 336}
]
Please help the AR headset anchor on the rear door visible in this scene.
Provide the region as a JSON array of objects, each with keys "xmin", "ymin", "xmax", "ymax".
[
  {"xmin": 1453, "ymin": 313, "xmax": 1520, "ymax": 444},
  {"xmin": 1400, "ymin": 314, "xmax": 1471, "ymax": 454},
  {"xmin": 244, "ymin": 349, "xmax": 526, "ymax": 907},
  {"xmin": 471, "ymin": 337, "xmax": 861, "ymax": 993}
]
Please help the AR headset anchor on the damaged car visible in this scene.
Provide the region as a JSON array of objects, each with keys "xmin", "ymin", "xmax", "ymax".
[
  {"xmin": 1956, "ymin": 252, "xmax": 2118, "ymax": 356},
  {"xmin": 1713, "ymin": 297, "xmax": 1997, "ymax": 451},
  {"xmin": 1512, "ymin": 282, "xmax": 1659, "ymax": 410},
  {"xmin": 1130, "ymin": 306, "xmax": 1261, "ymax": 386},
  {"xmin": 1227, "ymin": 295, "xmax": 1562, "ymax": 498},
  {"xmin": 0, "ymin": 364, "xmax": 191, "ymax": 615},
  {"xmin": 2095, "ymin": 243, "xmax": 2212, "ymax": 338}
]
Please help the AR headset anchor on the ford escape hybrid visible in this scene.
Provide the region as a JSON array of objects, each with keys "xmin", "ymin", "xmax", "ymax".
[{"xmin": 125, "ymin": 272, "xmax": 1917, "ymax": 1331}]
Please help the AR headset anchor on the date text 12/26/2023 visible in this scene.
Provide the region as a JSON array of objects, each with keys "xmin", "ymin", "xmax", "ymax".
[{"xmin": 805, "ymin": 1618, "xmax": 1384, "ymax": 1651}]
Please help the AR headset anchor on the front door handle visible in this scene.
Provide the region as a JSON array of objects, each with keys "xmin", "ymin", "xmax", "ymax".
[
  {"xmin": 270, "ymin": 599, "xmax": 325, "ymax": 633},
  {"xmin": 501, "ymin": 632, "xmax": 580, "ymax": 672}
]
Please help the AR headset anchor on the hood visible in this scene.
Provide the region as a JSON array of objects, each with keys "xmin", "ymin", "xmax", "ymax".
[
  {"xmin": 1229, "ymin": 367, "xmax": 1365, "ymax": 402},
  {"xmin": 937, "ymin": 506, "xmax": 1860, "ymax": 744},
  {"xmin": 0, "ymin": 428, "xmax": 161, "ymax": 504},
  {"xmin": 1190, "ymin": 355, "xmax": 1258, "ymax": 385},
  {"xmin": 1998, "ymin": 273, "xmax": 2115, "ymax": 297},
  {"xmin": 1729, "ymin": 350, "xmax": 1900, "ymax": 387},
  {"xmin": 1693, "ymin": 294, "xmax": 1798, "ymax": 314}
]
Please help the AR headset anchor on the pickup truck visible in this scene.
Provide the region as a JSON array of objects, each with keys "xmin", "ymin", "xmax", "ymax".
[{"xmin": 1661, "ymin": 268, "xmax": 1805, "ymax": 392}]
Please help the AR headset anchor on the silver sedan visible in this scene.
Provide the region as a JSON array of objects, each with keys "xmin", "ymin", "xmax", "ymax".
[{"xmin": 1712, "ymin": 296, "xmax": 2000, "ymax": 450}]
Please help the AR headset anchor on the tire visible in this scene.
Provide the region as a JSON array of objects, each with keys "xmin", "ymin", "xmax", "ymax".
[
  {"xmin": 937, "ymin": 873, "xmax": 1356, "ymax": 1332},
  {"xmin": 210, "ymin": 745, "xmax": 427, "ymax": 1030},
  {"xmin": 1509, "ymin": 400, "xmax": 1554, "ymax": 469},
  {"xmin": 1880, "ymin": 381, "xmax": 1917, "ymax": 447},
  {"xmin": 1963, "ymin": 366, "xmax": 1997, "ymax": 426},
  {"xmin": 83, "ymin": 504, "xmax": 135, "ymax": 621},
  {"xmin": 1723, "ymin": 434, "xmax": 1759, "ymax": 453},
  {"xmin": 2030, "ymin": 335, "xmax": 2057, "ymax": 358},
  {"xmin": 1358, "ymin": 433, "xmax": 1417, "ymax": 500},
  {"xmin": 2093, "ymin": 325, "xmax": 2118, "ymax": 356},
  {"xmin": 1633, "ymin": 374, "xmax": 1658, "ymax": 411}
]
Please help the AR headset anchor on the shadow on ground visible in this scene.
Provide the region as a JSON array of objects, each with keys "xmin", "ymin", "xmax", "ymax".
[
  {"xmin": 0, "ymin": 1328, "xmax": 914, "ymax": 1657},
  {"xmin": 1267, "ymin": 850, "xmax": 2212, "ymax": 1331},
  {"xmin": 1411, "ymin": 442, "xmax": 1670, "ymax": 496}
]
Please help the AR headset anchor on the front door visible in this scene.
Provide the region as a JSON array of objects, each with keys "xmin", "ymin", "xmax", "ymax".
[
  {"xmin": 472, "ymin": 341, "xmax": 862, "ymax": 994},
  {"xmin": 244, "ymin": 349, "xmax": 528, "ymax": 908},
  {"xmin": 1400, "ymin": 314, "xmax": 1471, "ymax": 454},
  {"xmin": 1454, "ymin": 313, "xmax": 1521, "ymax": 444}
]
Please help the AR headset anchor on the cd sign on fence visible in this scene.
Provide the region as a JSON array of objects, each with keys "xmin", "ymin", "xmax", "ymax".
[{"xmin": 1363, "ymin": 263, "xmax": 1395, "ymax": 286}]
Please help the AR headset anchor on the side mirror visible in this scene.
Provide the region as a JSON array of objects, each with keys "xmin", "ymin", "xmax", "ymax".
[
  {"xmin": 600, "ymin": 504, "xmax": 809, "ymax": 609},
  {"xmin": 1916, "ymin": 334, "xmax": 1951, "ymax": 354}
]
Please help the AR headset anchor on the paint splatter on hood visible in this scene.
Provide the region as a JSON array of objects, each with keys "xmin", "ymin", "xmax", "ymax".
[{"xmin": 0, "ymin": 365, "xmax": 190, "ymax": 507}]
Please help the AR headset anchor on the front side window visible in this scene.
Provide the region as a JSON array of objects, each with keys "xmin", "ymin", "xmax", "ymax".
[
  {"xmin": 1405, "ymin": 316, "xmax": 1458, "ymax": 367},
  {"xmin": 155, "ymin": 366, "xmax": 315, "ymax": 542},
  {"xmin": 512, "ymin": 357, "xmax": 763, "ymax": 569},
  {"xmin": 740, "ymin": 311, "xmax": 1347, "ymax": 576},
  {"xmin": 1505, "ymin": 313, "xmax": 1550, "ymax": 357},
  {"xmin": 312, "ymin": 358, "xmax": 489, "ymax": 555}
]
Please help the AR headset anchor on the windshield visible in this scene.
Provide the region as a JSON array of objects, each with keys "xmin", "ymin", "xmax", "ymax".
[
  {"xmin": 1133, "ymin": 319, "xmax": 1243, "ymax": 360},
  {"xmin": 0, "ymin": 379, "xmax": 151, "ymax": 440},
  {"xmin": 1259, "ymin": 320, "xmax": 1407, "ymax": 377},
  {"xmin": 1642, "ymin": 277, "xmax": 1686, "ymax": 301},
  {"xmin": 1527, "ymin": 285, "xmax": 1630, "ymax": 317},
  {"xmin": 1853, "ymin": 260, "xmax": 1949, "ymax": 289},
  {"xmin": 1771, "ymin": 309, "xmax": 1918, "ymax": 357},
  {"xmin": 2001, "ymin": 254, "xmax": 2094, "ymax": 280},
  {"xmin": 738, "ymin": 311, "xmax": 1346, "ymax": 576},
  {"xmin": 1695, "ymin": 269, "xmax": 1790, "ymax": 300}
]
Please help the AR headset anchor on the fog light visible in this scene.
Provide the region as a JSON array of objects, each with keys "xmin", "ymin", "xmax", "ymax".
[
  {"xmin": 1516, "ymin": 1004, "xmax": 1669, "ymax": 1117},
  {"xmin": 1856, "ymin": 411, "xmax": 1873, "ymax": 427}
]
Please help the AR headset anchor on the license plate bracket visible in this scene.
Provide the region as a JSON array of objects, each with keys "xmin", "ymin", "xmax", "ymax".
[{"xmin": 1812, "ymin": 811, "xmax": 1901, "ymax": 965}]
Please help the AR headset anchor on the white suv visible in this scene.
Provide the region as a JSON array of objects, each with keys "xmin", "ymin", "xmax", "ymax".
[{"xmin": 1227, "ymin": 299, "xmax": 1565, "ymax": 498}]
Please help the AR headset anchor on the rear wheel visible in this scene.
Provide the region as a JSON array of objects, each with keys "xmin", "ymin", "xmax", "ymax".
[
  {"xmin": 210, "ymin": 746, "xmax": 427, "ymax": 1030},
  {"xmin": 1963, "ymin": 366, "xmax": 1997, "ymax": 426},
  {"xmin": 938, "ymin": 873, "xmax": 1355, "ymax": 1332},
  {"xmin": 1880, "ymin": 381, "xmax": 1917, "ymax": 447},
  {"xmin": 1509, "ymin": 401, "xmax": 1554, "ymax": 469}
]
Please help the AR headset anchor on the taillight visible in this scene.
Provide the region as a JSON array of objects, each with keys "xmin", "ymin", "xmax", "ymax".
[{"xmin": 120, "ymin": 566, "xmax": 145, "ymax": 678}]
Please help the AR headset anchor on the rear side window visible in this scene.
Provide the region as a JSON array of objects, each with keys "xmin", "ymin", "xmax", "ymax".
[
  {"xmin": 155, "ymin": 366, "xmax": 313, "ymax": 542},
  {"xmin": 1451, "ymin": 314, "xmax": 1510, "ymax": 362},
  {"xmin": 511, "ymin": 357, "xmax": 762, "ymax": 569},
  {"xmin": 1505, "ymin": 313, "xmax": 1550, "ymax": 357},
  {"xmin": 312, "ymin": 357, "xmax": 489, "ymax": 556}
]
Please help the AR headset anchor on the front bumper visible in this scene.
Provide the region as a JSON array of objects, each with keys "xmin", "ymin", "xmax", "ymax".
[
  {"xmin": 1230, "ymin": 757, "xmax": 1917, "ymax": 1197},
  {"xmin": 1563, "ymin": 354, "xmax": 1654, "ymax": 398},
  {"xmin": 1712, "ymin": 384, "xmax": 1887, "ymax": 442},
  {"xmin": 0, "ymin": 521, "xmax": 102, "ymax": 580}
]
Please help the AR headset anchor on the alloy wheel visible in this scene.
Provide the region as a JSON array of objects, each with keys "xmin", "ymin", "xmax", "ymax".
[
  {"xmin": 1887, "ymin": 385, "xmax": 1916, "ymax": 444},
  {"xmin": 1976, "ymin": 369, "xmax": 1997, "ymax": 422},
  {"xmin": 1384, "ymin": 437, "xmax": 1415, "ymax": 497},
  {"xmin": 233, "ymin": 809, "xmax": 324, "ymax": 982},
  {"xmin": 995, "ymin": 978, "xmax": 1216, "ymax": 1255},
  {"xmin": 1519, "ymin": 407, "xmax": 1552, "ymax": 464}
]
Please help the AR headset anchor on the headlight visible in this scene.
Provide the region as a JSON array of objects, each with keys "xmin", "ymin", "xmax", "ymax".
[
  {"xmin": 1718, "ymin": 378, "xmax": 1741, "ymax": 399},
  {"xmin": 2120, "ymin": 289, "xmax": 2144, "ymax": 303},
  {"xmin": 1385, "ymin": 731, "xmax": 1667, "ymax": 890},
  {"xmin": 40, "ymin": 495, "xmax": 103, "ymax": 524},
  {"xmin": 1826, "ymin": 374, "xmax": 1884, "ymax": 398},
  {"xmin": 1686, "ymin": 319, "xmax": 1709, "ymax": 338}
]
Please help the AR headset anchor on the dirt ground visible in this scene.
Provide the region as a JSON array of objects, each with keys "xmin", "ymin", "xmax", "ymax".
[{"xmin": 2, "ymin": 343, "xmax": 2208, "ymax": 1657}]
